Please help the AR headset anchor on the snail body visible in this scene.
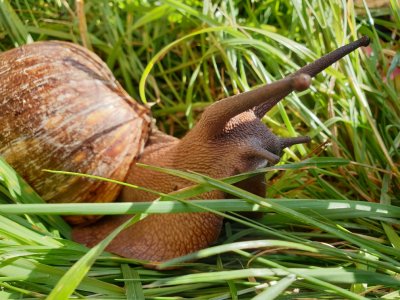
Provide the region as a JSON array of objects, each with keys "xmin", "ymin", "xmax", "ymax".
[{"xmin": 0, "ymin": 37, "xmax": 369, "ymax": 264}]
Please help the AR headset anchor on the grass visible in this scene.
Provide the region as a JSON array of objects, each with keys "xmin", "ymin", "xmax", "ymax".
[{"xmin": 0, "ymin": 0, "xmax": 399, "ymax": 299}]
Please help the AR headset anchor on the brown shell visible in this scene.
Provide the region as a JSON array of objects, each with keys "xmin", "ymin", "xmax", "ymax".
[{"xmin": 0, "ymin": 41, "xmax": 151, "ymax": 224}]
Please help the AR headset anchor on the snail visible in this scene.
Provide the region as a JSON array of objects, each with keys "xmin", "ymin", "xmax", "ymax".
[{"xmin": 0, "ymin": 36, "xmax": 370, "ymax": 264}]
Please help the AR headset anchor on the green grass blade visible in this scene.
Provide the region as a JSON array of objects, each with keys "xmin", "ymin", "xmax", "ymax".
[
  {"xmin": 251, "ymin": 274, "xmax": 296, "ymax": 300},
  {"xmin": 47, "ymin": 214, "xmax": 144, "ymax": 299},
  {"xmin": 161, "ymin": 240, "xmax": 318, "ymax": 268},
  {"xmin": 1, "ymin": 199, "xmax": 399, "ymax": 219},
  {"xmin": 0, "ymin": 0, "xmax": 32, "ymax": 46},
  {"xmin": 0, "ymin": 257, "xmax": 124, "ymax": 295},
  {"xmin": 121, "ymin": 264, "xmax": 145, "ymax": 300},
  {"xmin": 139, "ymin": 164, "xmax": 400, "ymax": 266},
  {"xmin": 0, "ymin": 158, "xmax": 70, "ymax": 237}
]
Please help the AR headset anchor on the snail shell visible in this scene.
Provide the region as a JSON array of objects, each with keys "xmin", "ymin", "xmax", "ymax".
[{"xmin": 0, "ymin": 41, "xmax": 151, "ymax": 224}]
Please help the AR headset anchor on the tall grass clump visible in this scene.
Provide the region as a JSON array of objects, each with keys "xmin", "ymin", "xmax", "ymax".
[{"xmin": 0, "ymin": 0, "xmax": 399, "ymax": 299}]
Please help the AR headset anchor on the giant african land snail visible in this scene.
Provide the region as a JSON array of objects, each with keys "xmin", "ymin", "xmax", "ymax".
[{"xmin": 0, "ymin": 36, "xmax": 370, "ymax": 264}]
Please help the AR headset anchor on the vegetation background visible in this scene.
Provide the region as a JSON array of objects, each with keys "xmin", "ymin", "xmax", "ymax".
[{"xmin": 0, "ymin": 0, "xmax": 399, "ymax": 299}]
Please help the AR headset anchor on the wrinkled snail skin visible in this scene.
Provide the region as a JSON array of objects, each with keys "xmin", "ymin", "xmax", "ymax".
[{"xmin": 0, "ymin": 37, "xmax": 370, "ymax": 265}]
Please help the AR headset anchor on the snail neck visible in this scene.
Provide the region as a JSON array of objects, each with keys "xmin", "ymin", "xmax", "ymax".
[{"xmin": 73, "ymin": 127, "xmax": 225, "ymax": 265}]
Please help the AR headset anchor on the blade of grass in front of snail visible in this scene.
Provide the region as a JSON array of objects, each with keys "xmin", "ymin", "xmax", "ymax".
[
  {"xmin": 47, "ymin": 213, "xmax": 145, "ymax": 300},
  {"xmin": 42, "ymin": 156, "xmax": 349, "ymax": 205},
  {"xmin": 42, "ymin": 169, "xmax": 400, "ymax": 273},
  {"xmin": 2, "ymin": 199, "xmax": 400, "ymax": 221},
  {"xmin": 44, "ymin": 165, "xmax": 400, "ymax": 269},
  {"xmin": 140, "ymin": 164, "xmax": 400, "ymax": 268},
  {"xmin": 145, "ymin": 263, "xmax": 400, "ymax": 293},
  {"xmin": 0, "ymin": 157, "xmax": 70, "ymax": 237}
]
